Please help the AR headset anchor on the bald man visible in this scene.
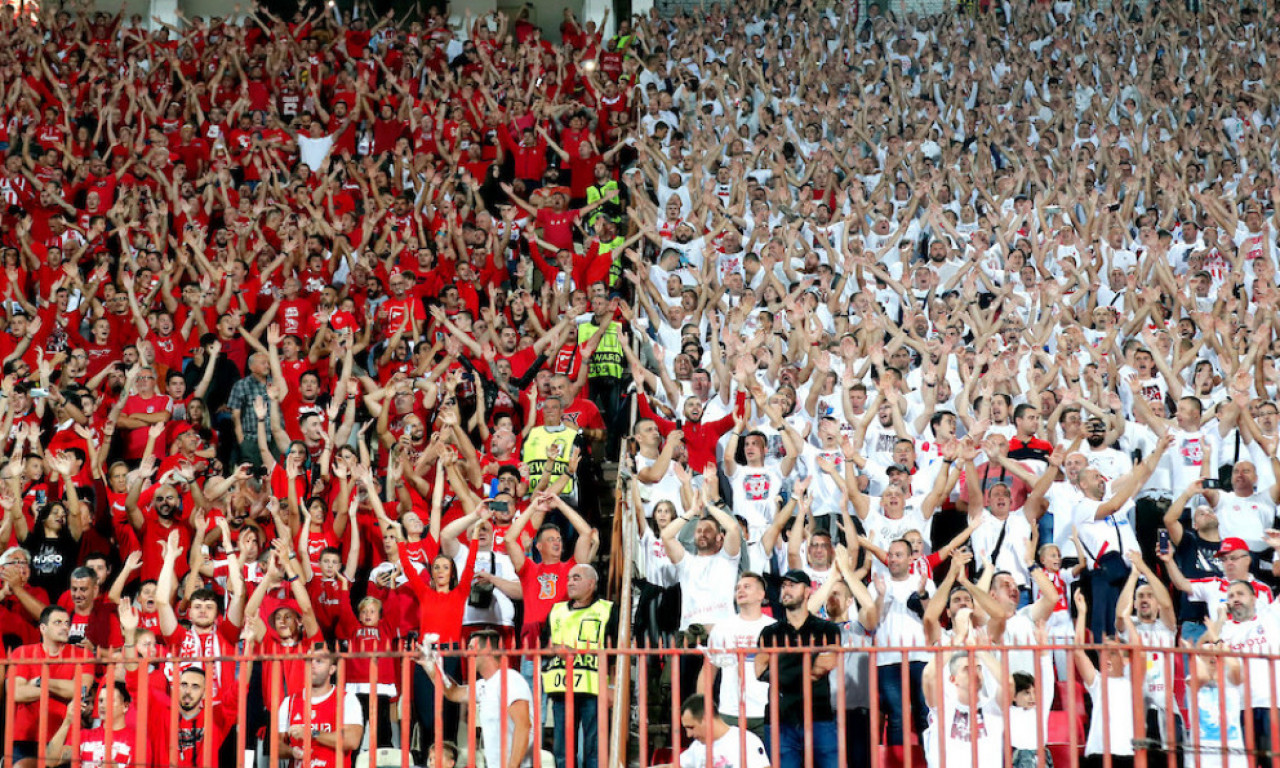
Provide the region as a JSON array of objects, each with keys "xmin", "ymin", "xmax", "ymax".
[{"xmin": 541, "ymin": 565, "xmax": 619, "ymax": 768}]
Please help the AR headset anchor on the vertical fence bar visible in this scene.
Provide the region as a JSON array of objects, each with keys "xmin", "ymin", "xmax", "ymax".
[
  {"xmin": 1066, "ymin": 642, "xmax": 1080, "ymax": 768},
  {"xmin": 533, "ymin": 642, "xmax": 546, "ymax": 768},
  {"xmin": 598, "ymin": 646, "xmax": 610, "ymax": 768},
  {"xmin": 35, "ymin": 668, "xmax": 50, "ymax": 766},
  {"xmin": 566, "ymin": 650, "xmax": 576, "ymax": 768},
  {"xmin": 303, "ymin": 654, "xmax": 315, "ymax": 768},
  {"xmin": 869, "ymin": 652, "xmax": 880, "ymax": 768},
  {"xmin": 802, "ymin": 647, "xmax": 814, "ymax": 768},
  {"xmin": 637, "ymin": 648, "xmax": 648, "ymax": 768},
  {"xmin": 269, "ymin": 654, "xmax": 283, "ymax": 768},
  {"xmin": 336, "ymin": 653, "xmax": 348, "ymax": 768},
  {"xmin": 103, "ymin": 662, "xmax": 117, "ymax": 767},
  {"xmin": 134, "ymin": 660, "xmax": 149, "ymax": 768},
  {"xmin": 203, "ymin": 659, "xmax": 217, "ymax": 768},
  {"xmin": 4, "ymin": 663, "xmax": 16, "ymax": 764},
  {"xmin": 902, "ymin": 651, "xmax": 914, "ymax": 768},
  {"xmin": 371, "ymin": 644, "xmax": 381, "ymax": 752},
  {"xmin": 402, "ymin": 647, "xmax": 413, "ymax": 768},
  {"xmin": 1132, "ymin": 645, "xmax": 1148, "ymax": 768},
  {"xmin": 468, "ymin": 646, "xmax": 479, "ymax": 768},
  {"xmin": 237, "ymin": 652, "xmax": 249, "ymax": 767},
  {"xmin": 768, "ymin": 649, "xmax": 780, "ymax": 768}
]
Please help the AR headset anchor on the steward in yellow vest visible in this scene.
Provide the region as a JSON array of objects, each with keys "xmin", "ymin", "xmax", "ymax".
[{"xmin": 540, "ymin": 565, "xmax": 619, "ymax": 768}]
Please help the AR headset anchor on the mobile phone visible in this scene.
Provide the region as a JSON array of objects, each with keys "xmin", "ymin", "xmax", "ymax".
[
  {"xmin": 1158, "ymin": 528, "xmax": 1170, "ymax": 555},
  {"xmin": 489, "ymin": 500, "xmax": 509, "ymax": 513},
  {"xmin": 1201, "ymin": 478, "xmax": 1223, "ymax": 490}
]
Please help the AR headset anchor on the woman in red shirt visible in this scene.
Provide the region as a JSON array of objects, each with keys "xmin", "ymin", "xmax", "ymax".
[{"xmin": 399, "ymin": 505, "xmax": 483, "ymax": 755}]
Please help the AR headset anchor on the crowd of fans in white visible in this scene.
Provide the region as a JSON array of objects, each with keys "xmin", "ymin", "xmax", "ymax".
[
  {"xmin": 0, "ymin": 0, "xmax": 1278, "ymax": 766},
  {"xmin": 623, "ymin": 0, "xmax": 1280, "ymax": 768}
]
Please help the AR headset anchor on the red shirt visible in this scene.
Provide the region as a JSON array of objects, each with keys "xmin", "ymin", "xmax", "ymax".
[
  {"xmin": 516, "ymin": 558, "xmax": 576, "ymax": 648},
  {"xmin": 11, "ymin": 642, "xmax": 93, "ymax": 740},
  {"xmin": 398, "ymin": 542, "xmax": 477, "ymax": 644},
  {"xmin": 535, "ymin": 208, "xmax": 579, "ymax": 252},
  {"xmin": 163, "ymin": 619, "xmax": 242, "ymax": 702},
  {"xmin": 279, "ymin": 685, "xmax": 362, "ymax": 768},
  {"xmin": 121, "ymin": 394, "xmax": 172, "ymax": 458},
  {"xmin": 78, "ymin": 723, "xmax": 142, "ymax": 767}
]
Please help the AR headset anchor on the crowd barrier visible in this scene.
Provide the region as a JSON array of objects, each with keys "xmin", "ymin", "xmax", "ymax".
[{"xmin": 2, "ymin": 642, "xmax": 1276, "ymax": 768}]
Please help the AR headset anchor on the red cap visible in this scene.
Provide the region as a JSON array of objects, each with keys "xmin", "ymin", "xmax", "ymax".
[
  {"xmin": 1216, "ymin": 538, "xmax": 1250, "ymax": 557},
  {"xmin": 330, "ymin": 311, "xmax": 358, "ymax": 333},
  {"xmin": 171, "ymin": 422, "xmax": 194, "ymax": 439}
]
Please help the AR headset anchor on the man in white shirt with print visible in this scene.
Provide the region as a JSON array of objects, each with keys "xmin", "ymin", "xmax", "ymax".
[{"xmin": 706, "ymin": 573, "xmax": 775, "ymax": 743}]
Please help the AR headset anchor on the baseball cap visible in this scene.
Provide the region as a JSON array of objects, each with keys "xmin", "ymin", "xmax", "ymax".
[
  {"xmin": 886, "ymin": 463, "xmax": 911, "ymax": 475},
  {"xmin": 172, "ymin": 422, "xmax": 195, "ymax": 439},
  {"xmin": 1216, "ymin": 538, "xmax": 1250, "ymax": 557},
  {"xmin": 780, "ymin": 570, "xmax": 812, "ymax": 587}
]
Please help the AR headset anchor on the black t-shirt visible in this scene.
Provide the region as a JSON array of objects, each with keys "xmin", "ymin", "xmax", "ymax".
[
  {"xmin": 757, "ymin": 613, "xmax": 842, "ymax": 724},
  {"xmin": 25, "ymin": 527, "xmax": 79, "ymax": 599},
  {"xmin": 1174, "ymin": 528, "xmax": 1223, "ymax": 623}
]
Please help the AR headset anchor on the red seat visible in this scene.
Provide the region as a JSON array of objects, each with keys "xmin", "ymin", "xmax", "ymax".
[
  {"xmin": 648, "ymin": 747, "xmax": 673, "ymax": 767},
  {"xmin": 1053, "ymin": 680, "xmax": 1086, "ymax": 712},
  {"xmin": 1047, "ymin": 710, "xmax": 1086, "ymax": 744},
  {"xmin": 1048, "ymin": 744, "xmax": 1081, "ymax": 768}
]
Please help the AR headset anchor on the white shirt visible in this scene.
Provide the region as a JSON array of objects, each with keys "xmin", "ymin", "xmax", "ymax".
[
  {"xmin": 1046, "ymin": 481, "xmax": 1085, "ymax": 558},
  {"xmin": 870, "ymin": 576, "xmax": 933, "ymax": 665},
  {"xmin": 729, "ymin": 463, "xmax": 786, "ymax": 541},
  {"xmin": 970, "ymin": 510, "xmax": 1033, "ymax": 586},
  {"xmin": 476, "ymin": 669, "xmax": 534, "ymax": 768},
  {"xmin": 673, "ymin": 549, "xmax": 742, "ymax": 630},
  {"xmin": 1085, "ymin": 674, "xmax": 1136, "ymax": 756},
  {"xmin": 1219, "ymin": 611, "xmax": 1280, "ymax": 708},
  {"xmin": 707, "ymin": 614, "xmax": 777, "ymax": 719},
  {"xmin": 678, "ymin": 726, "xmax": 771, "ymax": 768},
  {"xmin": 923, "ymin": 668, "xmax": 1004, "ymax": 768},
  {"xmin": 1215, "ymin": 491, "xmax": 1278, "ymax": 552},
  {"xmin": 455, "ymin": 546, "xmax": 519, "ymax": 627},
  {"xmin": 1074, "ymin": 497, "xmax": 1139, "ymax": 566}
]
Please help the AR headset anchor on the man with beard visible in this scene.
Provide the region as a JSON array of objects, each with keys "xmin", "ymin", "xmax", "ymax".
[
  {"xmin": 754, "ymin": 571, "xmax": 840, "ymax": 768},
  {"xmin": 1212, "ymin": 581, "xmax": 1280, "ymax": 754},
  {"xmin": 125, "ymin": 465, "xmax": 194, "ymax": 583},
  {"xmin": 156, "ymin": 530, "xmax": 247, "ymax": 703},
  {"xmin": 144, "ymin": 667, "xmax": 239, "ymax": 768},
  {"xmin": 1081, "ymin": 416, "xmax": 1133, "ymax": 481},
  {"xmin": 1160, "ymin": 536, "xmax": 1272, "ymax": 637}
]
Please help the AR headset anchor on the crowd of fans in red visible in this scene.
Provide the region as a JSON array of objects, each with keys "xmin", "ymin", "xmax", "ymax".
[{"xmin": 0, "ymin": 0, "xmax": 638, "ymax": 765}]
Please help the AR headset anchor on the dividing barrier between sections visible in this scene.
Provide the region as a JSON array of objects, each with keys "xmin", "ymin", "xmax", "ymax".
[{"xmin": 2, "ymin": 642, "xmax": 1278, "ymax": 768}]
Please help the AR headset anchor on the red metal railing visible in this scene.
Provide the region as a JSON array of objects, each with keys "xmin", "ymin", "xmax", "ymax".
[{"xmin": 3, "ymin": 642, "xmax": 1277, "ymax": 768}]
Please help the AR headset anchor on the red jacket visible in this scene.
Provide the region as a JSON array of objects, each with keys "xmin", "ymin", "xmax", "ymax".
[{"xmin": 636, "ymin": 392, "xmax": 746, "ymax": 471}]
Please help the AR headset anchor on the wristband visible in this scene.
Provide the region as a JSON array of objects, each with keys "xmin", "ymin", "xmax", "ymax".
[{"xmin": 285, "ymin": 574, "xmax": 298, "ymax": 582}]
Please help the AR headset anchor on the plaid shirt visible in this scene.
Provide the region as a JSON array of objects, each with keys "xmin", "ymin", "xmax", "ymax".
[{"xmin": 227, "ymin": 374, "xmax": 272, "ymax": 437}]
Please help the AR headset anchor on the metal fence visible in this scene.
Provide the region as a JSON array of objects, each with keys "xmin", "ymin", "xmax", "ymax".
[{"xmin": 5, "ymin": 642, "xmax": 1278, "ymax": 768}]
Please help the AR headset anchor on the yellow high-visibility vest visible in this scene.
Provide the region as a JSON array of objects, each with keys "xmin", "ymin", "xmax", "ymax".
[{"xmin": 541, "ymin": 599, "xmax": 613, "ymax": 694}]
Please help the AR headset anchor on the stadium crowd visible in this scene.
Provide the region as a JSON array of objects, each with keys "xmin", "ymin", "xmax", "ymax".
[{"xmin": 0, "ymin": 0, "xmax": 1277, "ymax": 765}]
